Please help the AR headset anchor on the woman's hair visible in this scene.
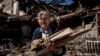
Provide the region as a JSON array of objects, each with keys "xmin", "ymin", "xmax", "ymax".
[{"xmin": 37, "ymin": 10, "xmax": 50, "ymax": 19}]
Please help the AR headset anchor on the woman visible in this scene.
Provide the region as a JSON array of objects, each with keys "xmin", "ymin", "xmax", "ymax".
[{"xmin": 31, "ymin": 11, "xmax": 66, "ymax": 56}]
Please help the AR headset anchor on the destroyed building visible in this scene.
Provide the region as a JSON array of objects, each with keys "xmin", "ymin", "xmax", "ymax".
[{"xmin": 0, "ymin": 0, "xmax": 100, "ymax": 56}]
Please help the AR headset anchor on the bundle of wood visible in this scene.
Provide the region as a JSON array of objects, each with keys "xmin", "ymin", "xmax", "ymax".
[{"xmin": 31, "ymin": 25, "xmax": 91, "ymax": 56}]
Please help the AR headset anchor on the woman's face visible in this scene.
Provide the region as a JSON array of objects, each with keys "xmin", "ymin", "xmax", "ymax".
[{"xmin": 38, "ymin": 13, "xmax": 50, "ymax": 29}]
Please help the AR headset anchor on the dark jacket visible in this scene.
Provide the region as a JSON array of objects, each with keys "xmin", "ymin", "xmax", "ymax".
[{"xmin": 32, "ymin": 25, "xmax": 66, "ymax": 56}]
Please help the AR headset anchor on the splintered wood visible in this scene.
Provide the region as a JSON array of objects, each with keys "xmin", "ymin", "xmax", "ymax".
[{"xmin": 50, "ymin": 27, "xmax": 73, "ymax": 41}]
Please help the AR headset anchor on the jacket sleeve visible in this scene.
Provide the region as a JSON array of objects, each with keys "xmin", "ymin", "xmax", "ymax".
[{"xmin": 32, "ymin": 27, "xmax": 40, "ymax": 40}]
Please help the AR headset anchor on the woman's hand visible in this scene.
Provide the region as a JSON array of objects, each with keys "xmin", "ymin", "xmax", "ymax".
[
  {"xmin": 43, "ymin": 38, "xmax": 59, "ymax": 53},
  {"xmin": 32, "ymin": 39, "xmax": 43, "ymax": 47}
]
